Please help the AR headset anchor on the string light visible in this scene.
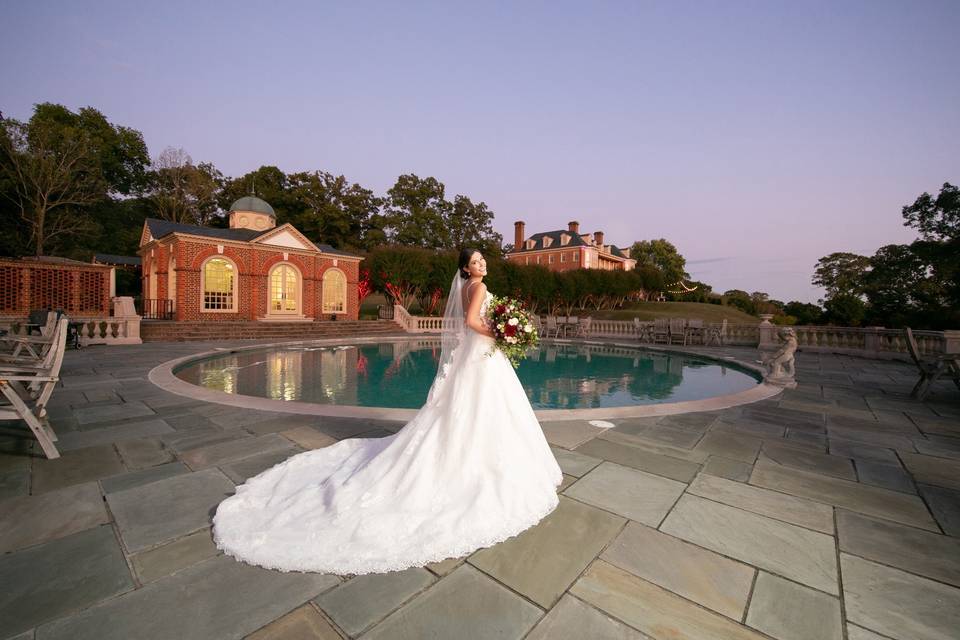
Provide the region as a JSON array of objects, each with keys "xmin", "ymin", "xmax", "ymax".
[{"xmin": 666, "ymin": 280, "xmax": 698, "ymax": 295}]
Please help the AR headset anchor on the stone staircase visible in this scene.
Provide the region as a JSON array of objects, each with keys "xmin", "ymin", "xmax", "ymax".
[{"xmin": 141, "ymin": 319, "xmax": 404, "ymax": 342}]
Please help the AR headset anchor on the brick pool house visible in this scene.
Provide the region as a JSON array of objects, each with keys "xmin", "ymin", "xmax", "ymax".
[
  {"xmin": 507, "ymin": 220, "xmax": 636, "ymax": 272},
  {"xmin": 138, "ymin": 195, "xmax": 361, "ymax": 323}
]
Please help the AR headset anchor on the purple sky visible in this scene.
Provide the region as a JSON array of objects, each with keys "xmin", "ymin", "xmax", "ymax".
[{"xmin": 3, "ymin": 1, "xmax": 958, "ymax": 303}]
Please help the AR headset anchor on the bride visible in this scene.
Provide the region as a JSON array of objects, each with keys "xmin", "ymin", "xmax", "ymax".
[{"xmin": 212, "ymin": 248, "xmax": 563, "ymax": 574}]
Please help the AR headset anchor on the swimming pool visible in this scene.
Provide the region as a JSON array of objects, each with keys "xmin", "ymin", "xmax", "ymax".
[{"xmin": 173, "ymin": 340, "xmax": 762, "ymax": 411}]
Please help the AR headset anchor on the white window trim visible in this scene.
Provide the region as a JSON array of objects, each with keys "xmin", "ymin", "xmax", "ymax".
[
  {"xmin": 200, "ymin": 255, "xmax": 239, "ymax": 313},
  {"xmin": 322, "ymin": 267, "xmax": 348, "ymax": 315},
  {"xmin": 267, "ymin": 262, "xmax": 303, "ymax": 315}
]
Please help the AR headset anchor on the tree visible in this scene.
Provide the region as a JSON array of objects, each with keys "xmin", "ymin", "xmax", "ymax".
[
  {"xmin": 218, "ymin": 166, "xmax": 296, "ymax": 226},
  {"xmin": 0, "ymin": 116, "xmax": 102, "ymax": 255},
  {"xmin": 784, "ymin": 301, "xmax": 823, "ymax": 325},
  {"xmin": 380, "ymin": 174, "xmax": 451, "ymax": 249},
  {"xmin": 902, "ymin": 182, "xmax": 959, "ymax": 242},
  {"xmin": 287, "ymin": 171, "xmax": 382, "ymax": 250},
  {"xmin": 723, "ymin": 289, "xmax": 755, "ymax": 315},
  {"xmin": 822, "ymin": 293, "xmax": 866, "ymax": 327},
  {"xmin": 812, "ymin": 252, "xmax": 871, "ymax": 299},
  {"xmin": 147, "ymin": 147, "xmax": 224, "ymax": 225},
  {"xmin": 629, "ymin": 239, "xmax": 689, "ymax": 285},
  {"xmin": 448, "ymin": 195, "xmax": 503, "ymax": 256}
]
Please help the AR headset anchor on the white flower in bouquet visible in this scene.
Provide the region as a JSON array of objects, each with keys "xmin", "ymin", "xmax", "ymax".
[
  {"xmin": 508, "ymin": 318, "xmax": 519, "ymax": 326},
  {"xmin": 524, "ymin": 325, "xmax": 533, "ymax": 333},
  {"xmin": 506, "ymin": 336, "xmax": 517, "ymax": 344}
]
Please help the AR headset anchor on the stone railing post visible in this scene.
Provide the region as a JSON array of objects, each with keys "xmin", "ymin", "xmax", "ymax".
[
  {"xmin": 758, "ymin": 315, "xmax": 777, "ymax": 351},
  {"xmin": 943, "ymin": 330, "xmax": 960, "ymax": 355},
  {"xmin": 110, "ymin": 296, "xmax": 142, "ymax": 345},
  {"xmin": 863, "ymin": 326, "xmax": 883, "ymax": 357}
]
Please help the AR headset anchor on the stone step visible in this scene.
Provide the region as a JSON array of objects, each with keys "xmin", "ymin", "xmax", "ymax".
[{"xmin": 141, "ymin": 320, "xmax": 404, "ymax": 342}]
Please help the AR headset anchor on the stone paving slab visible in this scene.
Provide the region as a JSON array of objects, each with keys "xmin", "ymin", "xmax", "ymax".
[
  {"xmin": 280, "ymin": 426, "xmax": 338, "ymax": 450},
  {"xmin": 314, "ymin": 567, "xmax": 435, "ymax": 637},
  {"xmin": 660, "ymin": 494, "xmax": 838, "ymax": 594},
  {"xmin": 854, "ymin": 460, "xmax": 916, "ymax": 493},
  {"xmin": 525, "ymin": 593, "xmax": 648, "ymax": 640},
  {"xmin": 571, "ymin": 560, "xmax": 768, "ymax": 640},
  {"xmin": 221, "ymin": 448, "xmax": 302, "ymax": 484},
  {"xmin": 100, "ymin": 461, "xmax": 190, "ymax": 494},
  {"xmin": 540, "ymin": 420, "xmax": 608, "ymax": 449},
  {"xmin": 597, "ymin": 429, "xmax": 709, "ymax": 462},
  {"xmin": 362, "ymin": 564, "xmax": 543, "ymax": 640},
  {"xmin": 31, "ymin": 444, "xmax": 126, "ymax": 494},
  {"xmin": 841, "ymin": 553, "xmax": 960, "ymax": 640},
  {"xmin": 246, "ymin": 604, "xmax": 343, "ymax": 640},
  {"xmin": 750, "ymin": 457, "xmax": 939, "ymax": 531},
  {"xmin": 702, "ymin": 456, "xmax": 752, "ymax": 482},
  {"xmin": 0, "ymin": 525, "xmax": 134, "ymax": 638},
  {"xmin": 899, "ymin": 452, "xmax": 960, "ymax": 490},
  {"xmin": 601, "ymin": 521, "xmax": 754, "ymax": 620},
  {"xmin": 687, "ymin": 473, "xmax": 834, "ymax": 534},
  {"xmin": 131, "ymin": 528, "xmax": 220, "ymax": 583},
  {"xmin": 34, "ymin": 555, "xmax": 340, "ymax": 640},
  {"xmin": 576, "ymin": 437, "xmax": 701, "ymax": 482},
  {"xmin": 107, "ymin": 467, "xmax": 235, "ymax": 553},
  {"xmin": 55, "ymin": 419, "xmax": 174, "ymax": 451},
  {"xmin": 693, "ymin": 431, "xmax": 761, "ymax": 463},
  {"xmin": 564, "ymin": 461, "xmax": 685, "ymax": 526},
  {"xmin": 745, "ymin": 571, "xmax": 842, "ymax": 640},
  {"xmin": 114, "ymin": 437, "xmax": 174, "ymax": 469},
  {"xmin": 828, "ymin": 439, "xmax": 900, "ymax": 465},
  {"xmin": 837, "ymin": 509, "xmax": 960, "ymax": 587},
  {"xmin": 468, "ymin": 496, "xmax": 625, "ymax": 608},
  {"xmin": 0, "ymin": 482, "xmax": 109, "ymax": 554},
  {"xmin": 179, "ymin": 433, "xmax": 296, "ymax": 471},
  {"xmin": 826, "ymin": 426, "xmax": 916, "ymax": 451},
  {"xmin": 913, "ymin": 434, "xmax": 960, "ymax": 459},
  {"xmin": 161, "ymin": 427, "xmax": 246, "ymax": 453},
  {"xmin": 72, "ymin": 400, "xmax": 156, "ymax": 425},
  {"xmin": 550, "ymin": 445, "xmax": 602, "ymax": 477},
  {"xmin": 761, "ymin": 442, "xmax": 856, "ymax": 480},
  {"xmin": 918, "ymin": 484, "xmax": 960, "ymax": 535},
  {"xmin": 0, "ymin": 465, "xmax": 29, "ymax": 501},
  {"xmin": 846, "ymin": 624, "xmax": 889, "ymax": 640},
  {"xmin": 624, "ymin": 423, "xmax": 704, "ymax": 448}
]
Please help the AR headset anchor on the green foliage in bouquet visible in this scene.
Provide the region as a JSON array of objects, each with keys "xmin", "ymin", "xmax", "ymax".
[{"xmin": 485, "ymin": 295, "xmax": 540, "ymax": 368}]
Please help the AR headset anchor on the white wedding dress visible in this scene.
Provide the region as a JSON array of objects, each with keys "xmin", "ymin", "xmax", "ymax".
[{"xmin": 212, "ymin": 289, "xmax": 563, "ymax": 574}]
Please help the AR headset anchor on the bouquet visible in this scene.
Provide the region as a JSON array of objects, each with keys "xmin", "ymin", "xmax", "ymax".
[{"xmin": 485, "ymin": 295, "xmax": 540, "ymax": 368}]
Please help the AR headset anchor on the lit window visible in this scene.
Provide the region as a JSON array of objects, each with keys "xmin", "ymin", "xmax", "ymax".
[
  {"xmin": 322, "ymin": 269, "xmax": 346, "ymax": 313},
  {"xmin": 525, "ymin": 257, "xmax": 529, "ymax": 265},
  {"xmin": 561, "ymin": 253, "xmax": 566, "ymax": 262},
  {"xmin": 549, "ymin": 254, "xmax": 554, "ymax": 263},
  {"xmin": 536, "ymin": 255, "xmax": 541, "ymax": 264},
  {"xmin": 574, "ymin": 252, "xmax": 579, "ymax": 261},
  {"xmin": 203, "ymin": 258, "xmax": 235, "ymax": 311}
]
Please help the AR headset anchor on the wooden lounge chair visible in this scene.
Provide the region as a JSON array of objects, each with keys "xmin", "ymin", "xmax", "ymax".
[
  {"xmin": 652, "ymin": 318, "xmax": 670, "ymax": 344},
  {"xmin": 1, "ymin": 311, "xmax": 60, "ymax": 361},
  {"xmin": 575, "ymin": 317, "xmax": 592, "ymax": 338},
  {"xmin": 684, "ymin": 319, "xmax": 705, "ymax": 345},
  {"xmin": 0, "ymin": 317, "xmax": 69, "ymax": 459},
  {"xmin": 905, "ymin": 328, "xmax": 960, "ymax": 400},
  {"xmin": 669, "ymin": 318, "xmax": 687, "ymax": 345}
]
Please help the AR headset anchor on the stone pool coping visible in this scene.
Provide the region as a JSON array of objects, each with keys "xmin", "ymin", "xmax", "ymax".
[{"xmin": 147, "ymin": 336, "xmax": 782, "ymax": 422}]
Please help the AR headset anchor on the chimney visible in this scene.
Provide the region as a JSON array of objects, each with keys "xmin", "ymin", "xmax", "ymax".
[
  {"xmin": 514, "ymin": 221, "xmax": 525, "ymax": 250},
  {"xmin": 594, "ymin": 231, "xmax": 604, "ymax": 247},
  {"xmin": 568, "ymin": 220, "xmax": 580, "ymax": 234}
]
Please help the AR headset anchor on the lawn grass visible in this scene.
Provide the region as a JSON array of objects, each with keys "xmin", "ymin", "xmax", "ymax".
[{"xmin": 591, "ymin": 301, "xmax": 759, "ymax": 323}]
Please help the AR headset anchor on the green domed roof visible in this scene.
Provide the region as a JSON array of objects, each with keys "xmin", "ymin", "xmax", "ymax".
[{"xmin": 229, "ymin": 195, "xmax": 275, "ymax": 218}]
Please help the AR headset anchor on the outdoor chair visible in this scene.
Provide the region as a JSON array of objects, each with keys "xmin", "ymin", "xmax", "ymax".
[
  {"xmin": 545, "ymin": 316, "xmax": 561, "ymax": 339},
  {"xmin": 904, "ymin": 327, "xmax": 960, "ymax": 400},
  {"xmin": 704, "ymin": 319, "xmax": 727, "ymax": 346},
  {"xmin": 633, "ymin": 318, "xmax": 651, "ymax": 343},
  {"xmin": 575, "ymin": 317, "xmax": 592, "ymax": 338},
  {"xmin": 652, "ymin": 318, "xmax": 670, "ymax": 344},
  {"xmin": 669, "ymin": 318, "xmax": 687, "ymax": 345},
  {"xmin": 567, "ymin": 316, "xmax": 580, "ymax": 337},
  {"xmin": 684, "ymin": 319, "xmax": 705, "ymax": 345},
  {"xmin": 1, "ymin": 311, "xmax": 61, "ymax": 360},
  {"xmin": 0, "ymin": 317, "xmax": 69, "ymax": 459}
]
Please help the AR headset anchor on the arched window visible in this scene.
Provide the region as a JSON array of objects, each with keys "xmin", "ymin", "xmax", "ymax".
[
  {"xmin": 202, "ymin": 257, "xmax": 237, "ymax": 312},
  {"xmin": 269, "ymin": 263, "xmax": 301, "ymax": 315},
  {"xmin": 322, "ymin": 269, "xmax": 346, "ymax": 314}
]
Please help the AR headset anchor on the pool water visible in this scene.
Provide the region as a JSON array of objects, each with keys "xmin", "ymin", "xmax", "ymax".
[{"xmin": 174, "ymin": 341, "xmax": 761, "ymax": 410}]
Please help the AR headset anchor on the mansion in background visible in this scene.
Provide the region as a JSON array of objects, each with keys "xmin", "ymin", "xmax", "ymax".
[
  {"xmin": 506, "ymin": 220, "xmax": 636, "ymax": 272},
  {"xmin": 138, "ymin": 195, "xmax": 361, "ymax": 321}
]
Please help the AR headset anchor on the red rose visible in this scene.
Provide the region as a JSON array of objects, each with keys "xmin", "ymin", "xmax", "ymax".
[
  {"xmin": 505, "ymin": 324, "xmax": 517, "ymax": 337},
  {"xmin": 496, "ymin": 304, "xmax": 507, "ymax": 315}
]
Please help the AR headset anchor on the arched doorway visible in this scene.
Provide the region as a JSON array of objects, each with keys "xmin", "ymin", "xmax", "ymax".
[{"xmin": 268, "ymin": 263, "xmax": 301, "ymax": 317}]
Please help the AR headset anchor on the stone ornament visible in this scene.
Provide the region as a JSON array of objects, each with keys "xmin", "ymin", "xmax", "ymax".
[{"xmin": 760, "ymin": 327, "xmax": 798, "ymax": 388}]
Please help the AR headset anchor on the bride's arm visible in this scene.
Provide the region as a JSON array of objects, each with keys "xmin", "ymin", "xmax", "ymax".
[{"xmin": 465, "ymin": 283, "xmax": 496, "ymax": 338}]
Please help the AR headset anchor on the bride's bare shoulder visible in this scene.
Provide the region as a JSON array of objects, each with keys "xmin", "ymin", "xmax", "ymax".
[{"xmin": 463, "ymin": 280, "xmax": 487, "ymax": 305}]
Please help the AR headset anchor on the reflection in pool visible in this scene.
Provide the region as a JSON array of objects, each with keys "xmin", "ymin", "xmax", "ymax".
[{"xmin": 175, "ymin": 341, "xmax": 761, "ymax": 410}]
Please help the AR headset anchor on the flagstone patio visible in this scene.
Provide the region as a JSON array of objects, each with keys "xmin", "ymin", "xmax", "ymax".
[{"xmin": 1, "ymin": 339, "xmax": 959, "ymax": 640}]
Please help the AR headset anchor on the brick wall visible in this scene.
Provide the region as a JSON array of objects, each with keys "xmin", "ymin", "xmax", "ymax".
[
  {"xmin": 0, "ymin": 258, "xmax": 112, "ymax": 318},
  {"xmin": 139, "ymin": 237, "xmax": 361, "ymax": 322}
]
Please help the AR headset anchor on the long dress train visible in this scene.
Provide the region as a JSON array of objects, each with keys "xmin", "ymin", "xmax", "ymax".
[{"xmin": 211, "ymin": 291, "xmax": 563, "ymax": 574}]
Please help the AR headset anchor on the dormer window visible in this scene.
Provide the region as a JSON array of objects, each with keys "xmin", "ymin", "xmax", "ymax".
[
  {"xmin": 561, "ymin": 234, "xmax": 570, "ymax": 246},
  {"xmin": 543, "ymin": 237, "xmax": 553, "ymax": 248},
  {"xmin": 526, "ymin": 239, "xmax": 536, "ymax": 250}
]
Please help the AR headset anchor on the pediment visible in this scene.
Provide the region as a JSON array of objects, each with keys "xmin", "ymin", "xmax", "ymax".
[
  {"xmin": 139, "ymin": 222, "xmax": 153, "ymax": 247},
  {"xmin": 252, "ymin": 224, "xmax": 317, "ymax": 251}
]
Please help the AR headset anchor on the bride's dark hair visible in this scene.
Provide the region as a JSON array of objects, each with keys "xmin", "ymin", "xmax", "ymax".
[{"xmin": 458, "ymin": 248, "xmax": 480, "ymax": 279}]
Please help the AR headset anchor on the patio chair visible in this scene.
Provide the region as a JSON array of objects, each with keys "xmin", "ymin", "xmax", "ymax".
[
  {"xmin": 905, "ymin": 328, "xmax": 960, "ymax": 400},
  {"xmin": 684, "ymin": 319, "xmax": 705, "ymax": 345},
  {"xmin": 0, "ymin": 317, "xmax": 69, "ymax": 459},
  {"xmin": 633, "ymin": 318, "xmax": 650, "ymax": 343},
  {"xmin": 567, "ymin": 316, "xmax": 580, "ymax": 338},
  {"xmin": 545, "ymin": 316, "xmax": 561, "ymax": 339},
  {"xmin": 669, "ymin": 318, "xmax": 687, "ymax": 345},
  {"xmin": 575, "ymin": 317, "xmax": 592, "ymax": 338},
  {"xmin": 652, "ymin": 318, "xmax": 670, "ymax": 344},
  {"xmin": 704, "ymin": 319, "xmax": 727, "ymax": 346},
  {"xmin": 1, "ymin": 311, "xmax": 61, "ymax": 360}
]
